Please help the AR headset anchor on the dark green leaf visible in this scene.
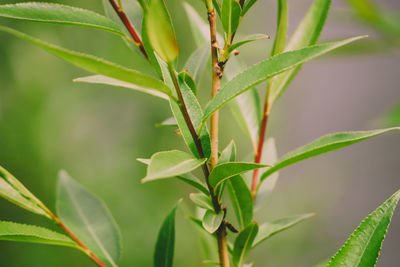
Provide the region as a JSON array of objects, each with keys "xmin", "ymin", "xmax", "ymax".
[
  {"xmin": 0, "ymin": 2, "xmax": 125, "ymax": 36},
  {"xmin": 270, "ymin": 0, "xmax": 288, "ymax": 56},
  {"xmin": 178, "ymin": 71, "xmax": 197, "ymax": 96},
  {"xmin": 154, "ymin": 201, "xmax": 180, "ymax": 267},
  {"xmin": 190, "ymin": 193, "xmax": 214, "ymax": 210},
  {"xmin": 227, "ymin": 176, "xmax": 253, "ymax": 229},
  {"xmin": 221, "ymin": 0, "xmax": 242, "ymax": 40},
  {"xmin": 141, "ymin": 150, "xmax": 206, "ymax": 182},
  {"xmin": 327, "ymin": 190, "xmax": 400, "ymax": 266},
  {"xmin": 233, "ymin": 222, "xmax": 258, "ymax": 266},
  {"xmin": 202, "ymin": 36, "xmax": 365, "ymax": 123},
  {"xmin": 202, "ymin": 210, "xmax": 224, "ymax": 234},
  {"xmin": 260, "ymin": 127, "xmax": 400, "ymax": 185},
  {"xmin": 253, "ymin": 213, "xmax": 315, "ymax": 247},
  {"xmin": 57, "ymin": 171, "xmax": 121, "ymax": 267}
]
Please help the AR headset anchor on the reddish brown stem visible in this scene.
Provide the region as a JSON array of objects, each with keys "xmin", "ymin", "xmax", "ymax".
[{"xmin": 108, "ymin": 0, "xmax": 148, "ymax": 58}]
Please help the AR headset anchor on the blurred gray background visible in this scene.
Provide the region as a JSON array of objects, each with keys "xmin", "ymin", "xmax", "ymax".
[{"xmin": 0, "ymin": 0, "xmax": 399, "ymax": 266}]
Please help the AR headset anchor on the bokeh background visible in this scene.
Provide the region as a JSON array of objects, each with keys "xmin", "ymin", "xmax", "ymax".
[{"xmin": 0, "ymin": 0, "xmax": 399, "ymax": 266}]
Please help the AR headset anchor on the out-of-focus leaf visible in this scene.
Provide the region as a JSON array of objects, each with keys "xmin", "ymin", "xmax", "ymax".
[
  {"xmin": 190, "ymin": 193, "xmax": 213, "ymax": 210},
  {"xmin": 0, "ymin": 2, "xmax": 125, "ymax": 36},
  {"xmin": 183, "ymin": 44, "xmax": 210, "ymax": 84},
  {"xmin": 241, "ymin": 0, "xmax": 258, "ymax": 16},
  {"xmin": 202, "ymin": 36, "xmax": 365, "ymax": 122},
  {"xmin": 202, "ymin": 210, "xmax": 224, "ymax": 234},
  {"xmin": 380, "ymin": 101, "xmax": 400, "ymax": 127},
  {"xmin": 268, "ymin": 0, "xmax": 332, "ymax": 107},
  {"xmin": 221, "ymin": 0, "xmax": 242, "ymax": 40},
  {"xmin": 209, "ymin": 162, "xmax": 268, "ymax": 189},
  {"xmin": 0, "ymin": 165, "xmax": 50, "ymax": 219},
  {"xmin": 260, "ymin": 127, "xmax": 400, "ymax": 185},
  {"xmin": 57, "ymin": 171, "xmax": 121, "ymax": 267},
  {"xmin": 253, "ymin": 213, "xmax": 315, "ymax": 247},
  {"xmin": 227, "ymin": 176, "xmax": 253, "ymax": 229},
  {"xmin": 183, "ymin": 2, "xmax": 209, "ymax": 46},
  {"xmin": 229, "ymin": 34, "xmax": 270, "ymax": 52},
  {"xmin": 270, "ymin": 0, "xmax": 288, "ymax": 56},
  {"xmin": 154, "ymin": 201, "xmax": 180, "ymax": 267},
  {"xmin": 74, "ymin": 75, "xmax": 169, "ymax": 100},
  {"xmin": 141, "ymin": 150, "xmax": 206, "ymax": 182},
  {"xmin": 0, "ymin": 221, "xmax": 77, "ymax": 248},
  {"xmin": 233, "ymin": 222, "xmax": 258, "ymax": 267},
  {"xmin": 145, "ymin": 0, "xmax": 179, "ymax": 63},
  {"xmin": 155, "ymin": 117, "xmax": 178, "ymax": 128},
  {"xmin": 170, "ymin": 75, "xmax": 211, "ymax": 159},
  {"xmin": 213, "ymin": 0, "xmax": 222, "ymax": 18},
  {"xmin": 0, "ymin": 26, "xmax": 173, "ymax": 97},
  {"xmin": 219, "ymin": 140, "xmax": 237, "ymax": 164},
  {"xmin": 327, "ymin": 190, "xmax": 400, "ymax": 266}
]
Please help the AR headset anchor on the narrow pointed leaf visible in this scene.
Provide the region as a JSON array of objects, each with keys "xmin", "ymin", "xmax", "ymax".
[
  {"xmin": 184, "ymin": 44, "xmax": 210, "ymax": 84},
  {"xmin": 253, "ymin": 213, "xmax": 315, "ymax": 247},
  {"xmin": 156, "ymin": 117, "xmax": 178, "ymax": 128},
  {"xmin": 0, "ymin": 26, "xmax": 172, "ymax": 97},
  {"xmin": 145, "ymin": 0, "xmax": 179, "ymax": 63},
  {"xmin": 190, "ymin": 193, "xmax": 214, "ymax": 210},
  {"xmin": 142, "ymin": 150, "xmax": 206, "ymax": 182},
  {"xmin": 241, "ymin": 0, "xmax": 258, "ymax": 16},
  {"xmin": 227, "ymin": 176, "xmax": 253, "ymax": 229},
  {"xmin": 0, "ymin": 221, "xmax": 77, "ymax": 248},
  {"xmin": 233, "ymin": 222, "xmax": 259, "ymax": 267},
  {"xmin": 270, "ymin": 0, "xmax": 288, "ymax": 56},
  {"xmin": 268, "ymin": 0, "xmax": 332, "ymax": 107},
  {"xmin": 0, "ymin": 165, "xmax": 50, "ymax": 218},
  {"xmin": 202, "ymin": 36, "xmax": 366, "ymax": 122},
  {"xmin": 209, "ymin": 162, "xmax": 268, "ymax": 189},
  {"xmin": 183, "ymin": 2, "xmax": 209, "ymax": 46},
  {"xmin": 327, "ymin": 190, "xmax": 400, "ymax": 266},
  {"xmin": 260, "ymin": 127, "xmax": 400, "ymax": 184},
  {"xmin": 154, "ymin": 201, "xmax": 180, "ymax": 267},
  {"xmin": 74, "ymin": 75, "xmax": 169, "ymax": 100},
  {"xmin": 221, "ymin": 0, "xmax": 242, "ymax": 39},
  {"xmin": 142, "ymin": 15, "xmax": 164, "ymax": 79},
  {"xmin": 202, "ymin": 210, "xmax": 224, "ymax": 234},
  {"xmin": 219, "ymin": 140, "xmax": 237, "ymax": 164},
  {"xmin": 212, "ymin": 0, "xmax": 222, "ymax": 18},
  {"xmin": 0, "ymin": 3, "xmax": 125, "ymax": 36},
  {"xmin": 229, "ymin": 34, "xmax": 270, "ymax": 52},
  {"xmin": 57, "ymin": 171, "xmax": 121, "ymax": 267}
]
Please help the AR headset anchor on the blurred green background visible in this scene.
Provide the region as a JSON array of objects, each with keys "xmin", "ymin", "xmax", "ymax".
[{"xmin": 0, "ymin": 0, "xmax": 399, "ymax": 266}]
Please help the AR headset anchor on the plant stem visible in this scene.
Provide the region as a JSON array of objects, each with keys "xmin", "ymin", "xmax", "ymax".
[
  {"xmin": 108, "ymin": 0, "xmax": 148, "ymax": 58},
  {"xmin": 40, "ymin": 206, "xmax": 107, "ymax": 267}
]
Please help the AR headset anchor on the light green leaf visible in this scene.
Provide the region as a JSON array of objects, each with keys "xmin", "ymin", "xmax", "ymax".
[
  {"xmin": 233, "ymin": 222, "xmax": 258, "ymax": 267},
  {"xmin": 170, "ymin": 75, "xmax": 211, "ymax": 159},
  {"xmin": 0, "ymin": 2, "xmax": 125, "ymax": 36},
  {"xmin": 241, "ymin": 0, "xmax": 258, "ymax": 16},
  {"xmin": 141, "ymin": 150, "xmax": 206, "ymax": 182},
  {"xmin": 227, "ymin": 176, "xmax": 253, "ymax": 229},
  {"xmin": 0, "ymin": 221, "xmax": 77, "ymax": 248},
  {"xmin": 57, "ymin": 171, "xmax": 121, "ymax": 267},
  {"xmin": 0, "ymin": 165, "xmax": 50, "ymax": 219},
  {"xmin": 260, "ymin": 127, "xmax": 400, "ymax": 185},
  {"xmin": 229, "ymin": 34, "xmax": 270, "ymax": 53},
  {"xmin": 154, "ymin": 200, "xmax": 180, "ymax": 267},
  {"xmin": 270, "ymin": 0, "xmax": 288, "ymax": 56},
  {"xmin": 219, "ymin": 140, "xmax": 237, "ymax": 164},
  {"xmin": 209, "ymin": 162, "xmax": 268, "ymax": 189},
  {"xmin": 190, "ymin": 193, "xmax": 214, "ymax": 210},
  {"xmin": 74, "ymin": 75, "xmax": 169, "ymax": 100},
  {"xmin": 268, "ymin": 0, "xmax": 332, "ymax": 107},
  {"xmin": 145, "ymin": 0, "xmax": 179, "ymax": 63},
  {"xmin": 0, "ymin": 26, "xmax": 173, "ymax": 97},
  {"xmin": 202, "ymin": 210, "xmax": 224, "ymax": 234},
  {"xmin": 183, "ymin": 44, "xmax": 210, "ymax": 84},
  {"xmin": 156, "ymin": 117, "xmax": 177, "ymax": 128},
  {"xmin": 182, "ymin": 2, "xmax": 209, "ymax": 47},
  {"xmin": 327, "ymin": 190, "xmax": 400, "ymax": 267},
  {"xmin": 221, "ymin": 0, "xmax": 242, "ymax": 40},
  {"xmin": 202, "ymin": 36, "xmax": 365, "ymax": 122},
  {"xmin": 253, "ymin": 213, "xmax": 315, "ymax": 247}
]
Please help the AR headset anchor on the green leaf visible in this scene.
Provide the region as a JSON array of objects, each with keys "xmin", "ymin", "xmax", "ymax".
[
  {"xmin": 0, "ymin": 165, "xmax": 50, "ymax": 219},
  {"xmin": 253, "ymin": 213, "xmax": 315, "ymax": 247},
  {"xmin": 74, "ymin": 75, "xmax": 169, "ymax": 100},
  {"xmin": 179, "ymin": 72, "xmax": 197, "ymax": 96},
  {"xmin": 202, "ymin": 210, "xmax": 224, "ymax": 234},
  {"xmin": 145, "ymin": 0, "xmax": 179, "ymax": 63},
  {"xmin": 233, "ymin": 222, "xmax": 258, "ymax": 267},
  {"xmin": 156, "ymin": 117, "xmax": 177, "ymax": 128},
  {"xmin": 213, "ymin": 0, "xmax": 222, "ymax": 18},
  {"xmin": 182, "ymin": 2, "xmax": 209, "ymax": 47},
  {"xmin": 0, "ymin": 2, "xmax": 125, "ymax": 37},
  {"xmin": 0, "ymin": 221, "xmax": 77, "ymax": 248},
  {"xmin": 221, "ymin": 0, "xmax": 242, "ymax": 40},
  {"xmin": 260, "ymin": 127, "xmax": 400, "ymax": 185},
  {"xmin": 241, "ymin": 0, "xmax": 258, "ymax": 16},
  {"xmin": 219, "ymin": 140, "xmax": 237, "ymax": 164},
  {"xmin": 57, "ymin": 171, "xmax": 121, "ymax": 267},
  {"xmin": 270, "ymin": 0, "xmax": 288, "ymax": 56},
  {"xmin": 202, "ymin": 36, "xmax": 365, "ymax": 122},
  {"xmin": 0, "ymin": 26, "xmax": 173, "ymax": 97},
  {"xmin": 229, "ymin": 34, "xmax": 270, "ymax": 53},
  {"xmin": 268, "ymin": 0, "xmax": 332, "ymax": 107},
  {"xmin": 190, "ymin": 193, "xmax": 214, "ymax": 210},
  {"xmin": 154, "ymin": 201, "xmax": 180, "ymax": 267},
  {"xmin": 183, "ymin": 44, "xmax": 210, "ymax": 84},
  {"xmin": 327, "ymin": 190, "xmax": 400, "ymax": 266},
  {"xmin": 227, "ymin": 176, "xmax": 253, "ymax": 229},
  {"xmin": 142, "ymin": 14, "xmax": 164, "ymax": 79},
  {"xmin": 170, "ymin": 75, "xmax": 211, "ymax": 159},
  {"xmin": 209, "ymin": 162, "xmax": 268, "ymax": 189},
  {"xmin": 141, "ymin": 150, "xmax": 206, "ymax": 182},
  {"xmin": 380, "ymin": 101, "xmax": 400, "ymax": 127}
]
